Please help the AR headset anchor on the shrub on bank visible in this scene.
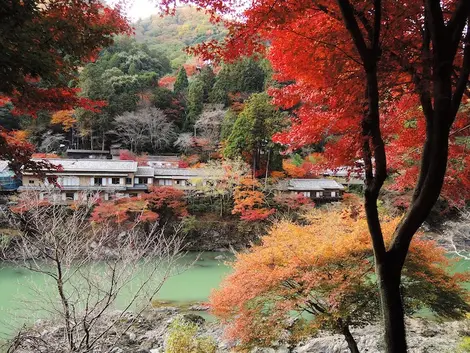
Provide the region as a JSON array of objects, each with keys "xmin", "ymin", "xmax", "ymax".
[{"xmin": 165, "ymin": 317, "xmax": 217, "ymax": 353}]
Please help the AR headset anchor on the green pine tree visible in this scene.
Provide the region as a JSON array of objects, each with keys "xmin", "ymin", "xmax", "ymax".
[
  {"xmin": 174, "ymin": 67, "xmax": 189, "ymax": 95},
  {"xmin": 184, "ymin": 79, "xmax": 205, "ymax": 131},
  {"xmin": 198, "ymin": 66, "xmax": 216, "ymax": 102}
]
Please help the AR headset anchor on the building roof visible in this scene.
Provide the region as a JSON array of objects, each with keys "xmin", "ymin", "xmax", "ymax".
[
  {"xmin": 153, "ymin": 167, "xmax": 211, "ymax": 178},
  {"xmin": 29, "ymin": 159, "xmax": 138, "ymax": 173},
  {"xmin": 66, "ymin": 149, "xmax": 111, "ymax": 154},
  {"xmin": 278, "ymin": 179, "xmax": 345, "ymax": 191},
  {"xmin": 136, "ymin": 166, "xmax": 155, "ymax": 177},
  {"xmin": 147, "ymin": 155, "xmax": 180, "ymax": 162}
]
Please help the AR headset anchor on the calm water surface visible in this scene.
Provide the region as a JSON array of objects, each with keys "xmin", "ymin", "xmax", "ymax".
[
  {"xmin": 0, "ymin": 252, "xmax": 468, "ymax": 340},
  {"xmin": 0, "ymin": 252, "xmax": 232, "ymax": 338}
]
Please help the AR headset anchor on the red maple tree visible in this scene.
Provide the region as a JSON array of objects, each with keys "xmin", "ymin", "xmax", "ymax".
[
  {"xmin": 90, "ymin": 186, "xmax": 188, "ymax": 225},
  {"xmin": 161, "ymin": 1, "xmax": 470, "ymax": 351}
]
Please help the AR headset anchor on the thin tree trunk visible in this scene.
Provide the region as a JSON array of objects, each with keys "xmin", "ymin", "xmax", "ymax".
[
  {"xmin": 338, "ymin": 320, "xmax": 360, "ymax": 353},
  {"xmin": 264, "ymin": 148, "xmax": 270, "ymax": 188},
  {"xmin": 56, "ymin": 256, "xmax": 75, "ymax": 352}
]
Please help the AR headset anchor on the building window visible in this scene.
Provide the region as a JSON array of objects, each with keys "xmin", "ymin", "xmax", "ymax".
[
  {"xmin": 138, "ymin": 177, "xmax": 148, "ymax": 184},
  {"xmin": 331, "ymin": 191, "xmax": 336, "ymax": 197},
  {"xmin": 65, "ymin": 192, "xmax": 74, "ymax": 201},
  {"xmin": 29, "ymin": 180, "xmax": 35, "ymax": 184},
  {"xmin": 125, "ymin": 177, "xmax": 132, "ymax": 185},
  {"xmin": 158, "ymin": 179, "xmax": 165, "ymax": 186},
  {"xmin": 94, "ymin": 177, "xmax": 103, "ymax": 186},
  {"xmin": 111, "ymin": 177, "xmax": 120, "ymax": 185},
  {"xmin": 316, "ymin": 191, "xmax": 323, "ymax": 198},
  {"xmin": 61, "ymin": 176, "xmax": 79, "ymax": 186}
]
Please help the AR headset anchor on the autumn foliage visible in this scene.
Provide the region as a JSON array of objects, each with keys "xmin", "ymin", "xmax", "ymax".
[
  {"xmin": 91, "ymin": 186, "xmax": 188, "ymax": 224},
  {"xmin": 159, "ymin": 76, "xmax": 177, "ymax": 89},
  {"xmin": 119, "ymin": 150, "xmax": 149, "ymax": 166},
  {"xmin": 50, "ymin": 110, "xmax": 77, "ymax": 132},
  {"xmin": 0, "ymin": 0, "xmax": 130, "ymax": 175},
  {"xmin": 210, "ymin": 209, "xmax": 470, "ymax": 349},
  {"xmin": 273, "ymin": 193, "xmax": 313, "ymax": 213},
  {"xmin": 232, "ymin": 177, "xmax": 274, "ymax": 221}
]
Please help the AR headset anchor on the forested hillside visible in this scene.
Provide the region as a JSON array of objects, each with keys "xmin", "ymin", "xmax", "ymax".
[{"xmin": 133, "ymin": 7, "xmax": 226, "ymax": 69}]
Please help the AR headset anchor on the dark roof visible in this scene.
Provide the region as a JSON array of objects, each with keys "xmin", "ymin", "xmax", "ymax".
[{"xmin": 136, "ymin": 166, "xmax": 155, "ymax": 177}]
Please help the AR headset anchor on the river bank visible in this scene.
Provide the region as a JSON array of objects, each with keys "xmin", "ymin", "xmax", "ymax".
[{"xmin": 7, "ymin": 306, "xmax": 469, "ymax": 353}]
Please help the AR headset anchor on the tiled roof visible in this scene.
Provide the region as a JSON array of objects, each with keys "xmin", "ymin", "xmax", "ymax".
[
  {"xmin": 29, "ymin": 159, "xmax": 138, "ymax": 173},
  {"xmin": 153, "ymin": 168, "xmax": 211, "ymax": 177},
  {"xmin": 147, "ymin": 155, "xmax": 180, "ymax": 162},
  {"xmin": 278, "ymin": 179, "xmax": 345, "ymax": 191},
  {"xmin": 136, "ymin": 166, "xmax": 155, "ymax": 177}
]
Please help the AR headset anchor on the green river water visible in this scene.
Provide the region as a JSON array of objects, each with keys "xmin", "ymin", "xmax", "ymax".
[
  {"xmin": 0, "ymin": 252, "xmax": 232, "ymax": 339},
  {"xmin": 0, "ymin": 252, "xmax": 469, "ymax": 340}
]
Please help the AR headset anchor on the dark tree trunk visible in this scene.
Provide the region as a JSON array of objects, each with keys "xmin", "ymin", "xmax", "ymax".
[
  {"xmin": 335, "ymin": 1, "xmax": 470, "ymax": 352},
  {"xmin": 377, "ymin": 262, "xmax": 407, "ymax": 353},
  {"xmin": 340, "ymin": 322, "xmax": 360, "ymax": 353}
]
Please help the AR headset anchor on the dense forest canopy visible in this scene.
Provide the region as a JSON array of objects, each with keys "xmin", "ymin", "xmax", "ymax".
[{"xmin": 134, "ymin": 6, "xmax": 227, "ymax": 69}]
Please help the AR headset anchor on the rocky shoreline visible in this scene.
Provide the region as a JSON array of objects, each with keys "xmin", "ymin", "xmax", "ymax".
[{"xmin": 7, "ymin": 307, "xmax": 469, "ymax": 353}]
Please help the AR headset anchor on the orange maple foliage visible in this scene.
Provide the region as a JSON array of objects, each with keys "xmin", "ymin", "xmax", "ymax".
[
  {"xmin": 51, "ymin": 110, "xmax": 76, "ymax": 131},
  {"xmin": 270, "ymin": 171, "xmax": 286, "ymax": 179},
  {"xmin": 210, "ymin": 209, "xmax": 470, "ymax": 349},
  {"xmin": 183, "ymin": 64, "xmax": 198, "ymax": 77},
  {"xmin": 282, "ymin": 160, "xmax": 306, "ymax": 178},
  {"xmin": 232, "ymin": 177, "xmax": 275, "ymax": 221},
  {"xmin": 32, "ymin": 153, "xmax": 60, "ymax": 159}
]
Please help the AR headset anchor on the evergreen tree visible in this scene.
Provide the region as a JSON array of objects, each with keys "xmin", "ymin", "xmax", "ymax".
[
  {"xmin": 174, "ymin": 67, "xmax": 189, "ymax": 95},
  {"xmin": 224, "ymin": 93, "xmax": 285, "ymax": 171},
  {"xmin": 128, "ymin": 62, "xmax": 138, "ymax": 75},
  {"xmin": 210, "ymin": 57, "xmax": 267, "ymax": 105},
  {"xmin": 185, "ymin": 79, "xmax": 204, "ymax": 131},
  {"xmin": 198, "ymin": 66, "xmax": 216, "ymax": 102}
]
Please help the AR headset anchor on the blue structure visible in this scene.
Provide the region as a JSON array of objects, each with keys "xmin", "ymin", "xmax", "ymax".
[{"xmin": 0, "ymin": 161, "xmax": 21, "ymax": 192}]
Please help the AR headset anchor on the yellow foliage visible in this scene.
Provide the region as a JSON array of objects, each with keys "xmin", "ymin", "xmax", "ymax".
[
  {"xmin": 210, "ymin": 209, "xmax": 469, "ymax": 349},
  {"xmin": 51, "ymin": 110, "xmax": 76, "ymax": 131},
  {"xmin": 12, "ymin": 130, "xmax": 29, "ymax": 141}
]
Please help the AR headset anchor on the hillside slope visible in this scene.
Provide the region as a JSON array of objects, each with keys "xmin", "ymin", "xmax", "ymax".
[{"xmin": 134, "ymin": 7, "xmax": 226, "ymax": 69}]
